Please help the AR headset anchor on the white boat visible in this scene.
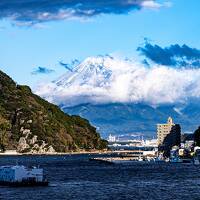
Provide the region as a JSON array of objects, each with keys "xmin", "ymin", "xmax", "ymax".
[
  {"xmin": 0, "ymin": 165, "xmax": 48, "ymax": 186},
  {"xmin": 170, "ymin": 157, "xmax": 183, "ymax": 163},
  {"xmin": 138, "ymin": 157, "xmax": 143, "ymax": 162},
  {"xmin": 193, "ymin": 157, "xmax": 200, "ymax": 165}
]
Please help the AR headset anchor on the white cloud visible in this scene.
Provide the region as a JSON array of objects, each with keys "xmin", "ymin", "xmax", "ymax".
[
  {"xmin": 141, "ymin": 0, "xmax": 162, "ymax": 9},
  {"xmin": 35, "ymin": 56, "xmax": 200, "ymax": 107},
  {"xmin": 0, "ymin": 0, "xmax": 171, "ymax": 26},
  {"xmin": 141, "ymin": 0, "xmax": 172, "ymax": 9}
]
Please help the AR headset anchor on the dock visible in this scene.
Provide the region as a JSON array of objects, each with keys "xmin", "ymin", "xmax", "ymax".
[{"xmin": 89, "ymin": 157, "xmax": 142, "ymax": 164}]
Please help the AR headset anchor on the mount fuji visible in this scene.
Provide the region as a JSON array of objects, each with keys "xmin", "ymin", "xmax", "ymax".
[{"xmin": 36, "ymin": 55, "xmax": 200, "ymax": 138}]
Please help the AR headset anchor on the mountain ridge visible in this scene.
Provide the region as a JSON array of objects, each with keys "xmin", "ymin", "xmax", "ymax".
[{"xmin": 63, "ymin": 102, "xmax": 199, "ymax": 138}]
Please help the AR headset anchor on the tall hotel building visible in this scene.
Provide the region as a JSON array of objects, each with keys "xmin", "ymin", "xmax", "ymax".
[{"xmin": 157, "ymin": 117, "xmax": 175, "ymax": 146}]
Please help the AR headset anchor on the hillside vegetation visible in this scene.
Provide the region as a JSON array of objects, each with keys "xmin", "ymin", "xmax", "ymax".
[{"xmin": 0, "ymin": 70, "xmax": 107, "ymax": 153}]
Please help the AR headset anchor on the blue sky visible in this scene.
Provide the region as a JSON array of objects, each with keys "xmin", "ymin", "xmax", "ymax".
[{"xmin": 0, "ymin": 0, "xmax": 200, "ymax": 87}]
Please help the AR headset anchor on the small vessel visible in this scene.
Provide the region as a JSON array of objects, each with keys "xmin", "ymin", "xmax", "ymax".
[
  {"xmin": 193, "ymin": 157, "xmax": 200, "ymax": 166},
  {"xmin": 0, "ymin": 165, "xmax": 48, "ymax": 187},
  {"xmin": 170, "ymin": 157, "xmax": 182, "ymax": 163},
  {"xmin": 138, "ymin": 156, "xmax": 143, "ymax": 162},
  {"xmin": 155, "ymin": 154, "xmax": 166, "ymax": 163}
]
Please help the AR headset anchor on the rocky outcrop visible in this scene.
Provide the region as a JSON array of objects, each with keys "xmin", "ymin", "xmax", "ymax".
[{"xmin": 17, "ymin": 125, "xmax": 56, "ymax": 153}]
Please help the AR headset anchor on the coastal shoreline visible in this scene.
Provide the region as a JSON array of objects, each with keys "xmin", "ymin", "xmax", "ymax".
[
  {"xmin": 0, "ymin": 150, "xmax": 111, "ymax": 156},
  {"xmin": 0, "ymin": 149, "xmax": 154, "ymax": 156}
]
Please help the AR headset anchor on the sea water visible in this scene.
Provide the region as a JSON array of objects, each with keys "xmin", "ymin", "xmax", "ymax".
[{"xmin": 0, "ymin": 154, "xmax": 199, "ymax": 200}]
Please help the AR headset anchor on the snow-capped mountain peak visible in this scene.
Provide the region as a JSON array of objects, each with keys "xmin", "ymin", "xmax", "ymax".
[
  {"xmin": 54, "ymin": 55, "xmax": 134, "ymax": 88},
  {"xmin": 36, "ymin": 55, "xmax": 200, "ymax": 107}
]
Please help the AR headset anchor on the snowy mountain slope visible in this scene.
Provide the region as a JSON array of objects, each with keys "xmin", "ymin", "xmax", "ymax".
[{"xmin": 55, "ymin": 56, "xmax": 113, "ymax": 88}]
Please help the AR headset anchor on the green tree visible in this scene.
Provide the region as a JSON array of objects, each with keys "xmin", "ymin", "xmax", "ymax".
[
  {"xmin": 194, "ymin": 126, "xmax": 200, "ymax": 146},
  {"xmin": 0, "ymin": 117, "xmax": 11, "ymax": 152}
]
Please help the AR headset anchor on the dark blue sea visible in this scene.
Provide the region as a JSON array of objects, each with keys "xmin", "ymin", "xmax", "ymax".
[{"xmin": 0, "ymin": 154, "xmax": 200, "ymax": 200}]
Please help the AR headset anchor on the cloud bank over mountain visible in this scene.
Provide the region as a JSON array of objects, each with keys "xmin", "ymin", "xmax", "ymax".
[
  {"xmin": 35, "ymin": 55, "xmax": 200, "ymax": 107},
  {"xmin": 0, "ymin": 0, "xmax": 170, "ymax": 25},
  {"xmin": 138, "ymin": 42, "xmax": 200, "ymax": 68}
]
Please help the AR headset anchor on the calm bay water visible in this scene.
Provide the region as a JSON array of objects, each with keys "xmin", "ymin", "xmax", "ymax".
[{"xmin": 0, "ymin": 154, "xmax": 200, "ymax": 200}]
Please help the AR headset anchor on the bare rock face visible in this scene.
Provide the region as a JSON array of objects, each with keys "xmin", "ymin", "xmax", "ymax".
[
  {"xmin": 17, "ymin": 122, "xmax": 56, "ymax": 153},
  {"xmin": 47, "ymin": 146, "xmax": 56, "ymax": 153},
  {"xmin": 20, "ymin": 120, "xmax": 25, "ymax": 125},
  {"xmin": 29, "ymin": 143, "xmax": 56, "ymax": 154},
  {"xmin": 17, "ymin": 137, "xmax": 30, "ymax": 152},
  {"xmin": 29, "ymin": 135, "xmax": 38, "ymax": 145},
  {"xmin": 17, "ymin": 135, "xmax": 56, "ymax": 154}
]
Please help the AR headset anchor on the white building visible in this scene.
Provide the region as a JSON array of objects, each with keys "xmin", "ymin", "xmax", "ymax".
[
  {"xmin": 108, "ymin": 134, "xmax": 116, "ymax": 142},
  {"xmin": 142, "ymin": 139, "xmax": 158, "ymax": 147},
  {"xmin": 157, "ymin": 117, "xmax": 175, "ymax": 145}
]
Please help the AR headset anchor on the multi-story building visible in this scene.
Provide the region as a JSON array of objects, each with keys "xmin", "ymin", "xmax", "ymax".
[
  {"xmin": 157, "ymin": 117, "xmax": 181, "ymax": 157},
  {"xmin": 108, "ymin": 134, "xmax": 116, "ymax": 142},
  {"xmin": 157, "ymin": 117, "xmax": 175, "ymax": 146}
]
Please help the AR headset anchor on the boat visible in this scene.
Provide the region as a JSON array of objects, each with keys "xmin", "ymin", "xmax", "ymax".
[
  {"xmin": 138, "ymin": 156, "xmax": 144, "ymax": 162},
  {"xmin": 0, "ymin": 165, "xmax": 48, "ymax": 187},
  {"xmin": 193, "ymin": 157, "xmax": 200, "ymax": 166},
  {"xmin": 170, "ymin": 157, "xmax": 183, "ymax": 163},
  {"xmin": 155, "ymin": 154, "xmax": 166, "ymax": 163}
]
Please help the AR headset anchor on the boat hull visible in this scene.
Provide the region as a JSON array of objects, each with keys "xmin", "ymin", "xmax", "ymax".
[{"xmin": 0, "ymin": 180, "xmax": 49, "ymax": 187}]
